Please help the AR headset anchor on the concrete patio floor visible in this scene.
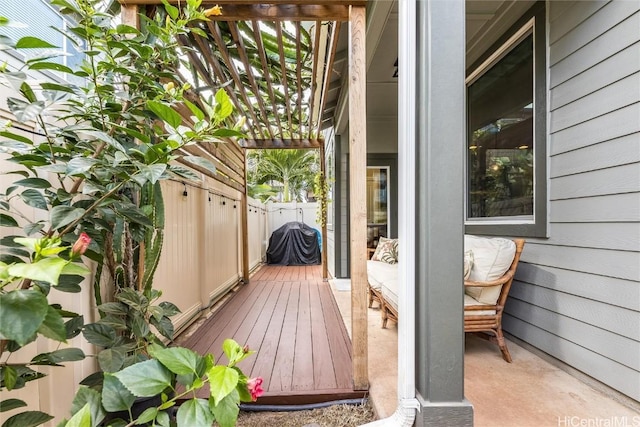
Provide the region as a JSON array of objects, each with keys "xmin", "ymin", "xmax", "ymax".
[{"xmin": 329, "ymin": 281, "xmax": 640, "ymax": 426}]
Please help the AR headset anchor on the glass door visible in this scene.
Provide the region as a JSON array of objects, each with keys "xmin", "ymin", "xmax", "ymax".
[{"xmin": 366, "ymin": 167, "xmax": 390, "ymax": 249}]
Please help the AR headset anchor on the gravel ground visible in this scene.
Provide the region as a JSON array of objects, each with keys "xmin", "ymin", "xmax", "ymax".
[{"xmin": 236, "ymin": 402, "xmax": 376, "ymax": 427}]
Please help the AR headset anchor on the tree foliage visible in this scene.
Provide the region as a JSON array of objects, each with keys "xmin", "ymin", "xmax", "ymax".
[{"xmin": 247, "ymin": 149, "xmax": 319, "ymax": 202}]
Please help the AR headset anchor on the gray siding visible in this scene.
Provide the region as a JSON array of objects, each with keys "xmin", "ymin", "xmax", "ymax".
[{"xmin": 503, "ymin": 0, "xmax": 640, "ymax": 402}]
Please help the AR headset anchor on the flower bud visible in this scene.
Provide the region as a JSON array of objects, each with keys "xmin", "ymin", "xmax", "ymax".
[
  {"xmin": 204, "ymin": 5, "xmax": 223, "ymax": 17},
  {"xmin": 71, "ymin": 232, "xmax": 91, "ymax": 258}
]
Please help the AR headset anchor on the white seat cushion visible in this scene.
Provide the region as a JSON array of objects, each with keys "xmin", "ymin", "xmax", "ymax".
[
  {"xmin": 464, "ymin": 235, "xmax": 516, "ymax": 305},
  {"xmin": 464, "ymin": 294, "xmax": 496, "ymax": 316},
  {"xmin": 381, "ymin": 278, "xmax": 398, "ymax": 311},
  {"xmin": 367, "ymin": 260, "xmax": 397, "ymax": 291}
]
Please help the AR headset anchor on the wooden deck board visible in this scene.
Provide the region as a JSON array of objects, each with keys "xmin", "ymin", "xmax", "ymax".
[{"xmin": 178, "ymin": 265, "xmax": 364, "ymax": 404}]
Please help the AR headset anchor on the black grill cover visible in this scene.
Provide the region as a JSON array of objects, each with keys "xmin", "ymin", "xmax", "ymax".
[{"xmin": 266, "ymin": 222, "xmax": 321, "ymax": 265}]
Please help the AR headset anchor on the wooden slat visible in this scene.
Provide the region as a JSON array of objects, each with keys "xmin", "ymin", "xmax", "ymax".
[
  {"xmin": 348, "ymin": 5, "xmax": 368, "ymax": 391},
  {"xmin": 319, "ymin": 21, "xmax": 341, "ymax": 125},
  {"xmin": 309, "ymin": 280, "xmax": 337, "ymax": 389},
  {"xmin": 296, "ymin": 21, "xmax": 304, "ymax": 139},
  {"xmin": 228, "ymin": 21, "xmax": 274, "ymax": 139},
  {"xmin": 239, "ymin": 138, "xmax": 323, "ymax": 149},
  {"xmin": 276, "ymin": 23, "xmax": 294, "ymax": 133},
  {"xmin": 270, "ymin": 280, "xmax": 300, "ymax": 391},
  {"xmin": 252, "ymin": 20, "xmax": 284, "ymax": 136},
  {"xmin": 308, "ymin": 20, "xmax": 325, "ymax": 132},
  {"xmin": 121, "ymin": 0, "xmax": 363, "ymax": 6},
  {"xmin": 180, "ymin": 144, "xmax": 245, "ymax": 187},
  {"xmin": 293, "ymin": 281, "xmax": 314, "ymax": 390},
  {"xmin": 208, "ymin": 21, "xmax": 266, "ymax": 139}
]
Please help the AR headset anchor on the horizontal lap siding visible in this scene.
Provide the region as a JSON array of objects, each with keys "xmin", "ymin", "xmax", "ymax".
[{"xmin": 503, "ymin": 0, "xmax": 640, "ymax": 402}]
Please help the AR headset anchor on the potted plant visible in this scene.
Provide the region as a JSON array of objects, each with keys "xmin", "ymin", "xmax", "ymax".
[{"xmin": 0, "ymin": 0, "xmax": 258, "ymax": 425}]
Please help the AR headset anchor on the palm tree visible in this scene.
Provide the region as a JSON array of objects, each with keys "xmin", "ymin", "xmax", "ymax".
[{"xmin": 248, "ymin": 149, "xmax": 319, "ymax": 202}]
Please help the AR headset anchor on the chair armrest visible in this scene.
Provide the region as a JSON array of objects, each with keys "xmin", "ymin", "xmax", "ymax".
[{"xmin": 464, "ymin": 271, "xmax": 513, "ymax": 288}]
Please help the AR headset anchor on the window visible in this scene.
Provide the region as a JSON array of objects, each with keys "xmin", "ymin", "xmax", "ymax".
[
  {"xmin": 465, "ymin": 2, "xmax": 547, "ymax": 238},
  {"xmin": 366, "ymin": 167, "xmax": 389, "ymax": 248}
]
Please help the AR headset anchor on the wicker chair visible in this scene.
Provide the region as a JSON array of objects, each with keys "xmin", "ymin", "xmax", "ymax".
[{"xmin": 464, "ymin": 239, "xmax": 525, "ymax": 363}]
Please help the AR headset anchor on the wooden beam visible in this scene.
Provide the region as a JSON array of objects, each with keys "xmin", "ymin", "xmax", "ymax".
[
  {"xmin": 319, "ymin": 22, "xmax": 341, "ymax": 126},
  {"xmin": 348, "ymin": 5, "xmax": 368, "ymax": 391},
  {"xmin": 203, "ymin": 4, "xmax": 351, "ymax": 21},
  {"xmin": 239, "ymin": 138, "xmax": 323, "ymax": 149}
]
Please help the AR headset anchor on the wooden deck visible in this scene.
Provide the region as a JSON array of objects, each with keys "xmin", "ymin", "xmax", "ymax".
[{"xmin": 179, "ymin": 265, "xmax": 365, "ymax": 405}]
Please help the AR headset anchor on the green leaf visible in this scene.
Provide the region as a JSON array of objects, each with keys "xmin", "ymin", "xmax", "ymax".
[
  {"xmin": 155, "ymin": 411, "xmax": 170, "ymax": 427},
  {"xmin": 65, "ymin": 403, "xmax": 91, "ymax": 427},
  {"xmin": 71, "ymin": 387, "xmax": 105, "ymax": 427},
  {"xmin": 40, "ymin": 82, "xmax": 75, "ymax": 94},
  {"xmin": 0, "ymin": 130, "xmax": 33, "ymax": 145},
  {"xmin": 210, "ymin": 128, "xmax": 246, "ymax": 138},
  {"xmin": 8, "ymin": 258, "xmax": 68, "ymax": 286},
  {"xmin": 113, "ymin": 360, "xmax": 172, "ymax": 397},
  {"xmin": 214, "ymin": 89, "xmax": 233, "ymax": 121},
  {"xmin": 147, "ymin": 101, "xmax": 182, "ymax": 129},
  {"xmin": 23, "ymin": 222, "xmax": 44, "ymax": 236},
  {"xmin": 29, "ymin": 61, "xmax": 73, "ymax": 74},
  {"xmin": 97, "ymin": 302, "xmax": 128, "ymax": 316},
  {"xmin": 136, "ymin": 164, "xmax": 166, "ymax": 185},
  {"xmin": 16, "ymin": 37, "xmax": 57, "ymax": 49},
  {"xmin": 210, "ymin": 389, "xmax": 240, "ymax": 427},
  {"xmin": 151, "ymin": 347, "xmax": 199, "ymax": 376},
  {"xmin": 207, "ymin": 366, "xmax": 239, "ymax": 406},
  {"xmin": 222, "ymin": 339, "xmax": 249, "ymax": 365},
  {"xmin": 20, "ymin": 82, "xmax": 37, "ymax": 103},
  {"xmin": 159, "ymin": 301, "xmax": 181, "ymax": 317},
  {"xmin": 180, "ymin": 156, "xmax": 216, "ymax": 175},
  {"xmin": 0, "ymin": 290, "xmax": 48, "ymax": 346},
  {"xmin": 0, "ymin": 399, "xmax": 27, "ymax": 413},
  {"xmin": 82, "ymin": 323, "xmax": 117, "ymax": 347},
  {"xmin": 14, "ymin": 178, "xmax": 51, "ymax": 188},
  {"xmin": 82, "ymin": 130, "xmax": 125, "ymax": 153},
  {"xmin": 101, "ymin": 374, "xmax": 135, "ymax": 412},
  {"xmin": 20, "ymin": 189, "xmax": 47, "ymax": 210},
  {"xmin": 60, "ymin": 263, "xmax": 89, "ymax": 276},
  {"xmin": 1, "ymin": 411, "xmax": 53, "ymax": 427},
  {"xmin": 37, "ymin": 306, "xmax": 68, "ymax": 342},
  {"xmin": 6, "ymin": 98, "xmax": 44, "ymax": 123},
  {"xmin": 98, "ymin": 348, "xmax": 125, "ymax": 373},
  {"xmin": 136, "ymin": 407, "xmax": 158, "ymax": 425},
  {"xmin": 1, "ymin": 366, "xmax": 18, "ymax": 390},
  {"xmin": 50, "ymin": 206, "xmax": 85, "ymax": 230},
  {"xmin": 183, "ymin": 100, "xmax": 205, "ymax": 121},
  {"xmin": 114, "ymin": 204, "xmax": 153, "ymax": 227},
  {"xmin": 65, "ymin": 316, "xmax": 84, "ymax": 339},
  {"xmin": 66, "ymin": 157, "xmax": 98, "ymax": 176},
  {"xmin": 161, "ymin": 0, "xmax": 179, "ymax": 19},
  {"xmin": 56, "ymin": 274, "xmax": 85, "ymax": 293},
  {"xmin": 31, "ymin": 348, "xmax": 85, "ymax": 365},
  {"xmin": 0, "ymin": 214, "xmax": 19, "ymax": 227},
  {"xmin": 176, "ymin": 399, "xmax": 214, "ymax": 427}
]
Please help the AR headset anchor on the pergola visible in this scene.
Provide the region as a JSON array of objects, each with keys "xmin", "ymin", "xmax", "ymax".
[{"xmin": 119, "ymin": 0, "xmax": 369, "ymax": 390}]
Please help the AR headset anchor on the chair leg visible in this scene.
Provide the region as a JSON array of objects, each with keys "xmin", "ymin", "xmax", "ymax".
[
  {"xmin": 381, "ymin": 303, "xmax": 388, "ymax": 328},
  {"xmin": 494, "ymin": 328, "xmax": 512, "ymax": 363},
  {"xmin": 368, "ymin": 289, "xmax": 374, "ymax": 308}
]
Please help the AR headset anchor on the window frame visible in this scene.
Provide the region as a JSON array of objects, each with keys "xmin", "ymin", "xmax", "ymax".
[{"xmin": 464, "ymin": 1, "xmax": 548, "ymax": 238}]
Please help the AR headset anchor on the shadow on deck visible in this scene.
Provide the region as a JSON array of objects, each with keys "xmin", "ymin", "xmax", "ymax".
[{"xmin": 178, "ymin": 264, "xmax": 366, "ymax": 405}]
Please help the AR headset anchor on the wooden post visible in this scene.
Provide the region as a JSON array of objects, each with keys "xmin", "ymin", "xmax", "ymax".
[
  {"xmin": 241, "ymin": 151, "xmax": 250, "ymax": 284},
  {"xmin": 348, "ymin": 5, "xmax": 368, "ymax": 391},
  {"xmin": 121, "ymin": 4, "xmax": 140, "ymax": 29},
  {"xmin": 320, "ymin": 144, "xmax": 328, "ymax": 281}
]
